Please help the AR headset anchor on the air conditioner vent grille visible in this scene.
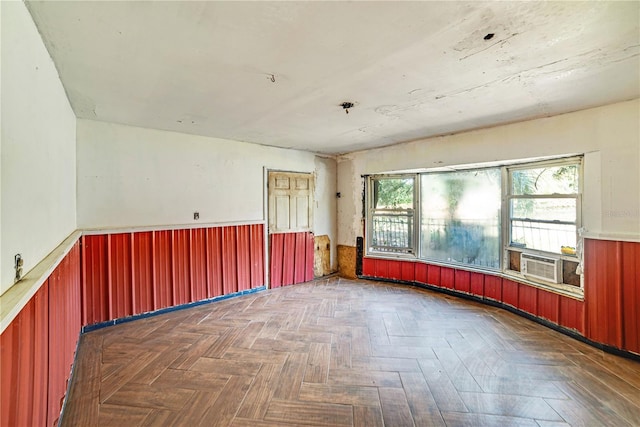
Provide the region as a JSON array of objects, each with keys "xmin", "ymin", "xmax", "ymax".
[{"xmin": 521, "ymin": 253, "xmax": 561, "ymax": 284}]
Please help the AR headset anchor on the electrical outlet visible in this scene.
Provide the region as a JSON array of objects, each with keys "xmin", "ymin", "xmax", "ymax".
[
  {"xmin": 15, "ymin": 254, "xmax": 24, "ymax": 282},
  {"xmin": 194, "ymin": 212, "xmax": 199, "ymax": 220}
]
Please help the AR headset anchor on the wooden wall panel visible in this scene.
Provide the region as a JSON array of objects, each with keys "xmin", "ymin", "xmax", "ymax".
[
  {"xmin": 584, "ymin": 239, "xmax": 622, "ymax": 348},
  {"xmin": 518, "ymin": 283, "xmax": 537, "ymax": 316},
  {"xmin": 270, "ymin": 233, "xmax": 284, "ymax": 288},
  {"xmin": 621, "ymin": 241, "xmax": 640, "ymax": 353},
  {"xmin": 236, "ymin": 225, "xmax": 252, "ymax": 291},
  {"xmin": 305, "ymin": 232, "xmax": 315, "ymax": 282},
  {"xmin": 132, "ymin": 232, "xmax": 153, "ymax": 315},
  {"xmin": 440, "ymin": 267, "xmax": 455, "ymax": 289},
  {"xmin": 190, "ymin": 228, "xmax": 208, "ymax": 302},
  {"xmin": 109, "ymin": 233, "xmax": 133, "ymax": 319},
  {"xmin": 1, "ymin": 243, "xmax": 80, "ymax": 427},
  {"xmin": 470, "ymin": 272, "xmax": 484, "ymax": 296},
  {"xmin": 454, "ymin": 270, "xmax": 470, "ymax": 293},
  {"xmin": 171, "ymin": 230, "xmax": 191, "ymax": 305},
  {"xmin": 401, "ymin": 262, "xmax": 415, "ymax": 282},
  {"xmin": 206, "ymin": 227, "xmax": 224, "ymax": 297},
  {"xmin": 222, "ymin": 226, "xmax": 239, "ymax": 294},
  {"xmin": 293, "ymin": 232, "xmax": 307, "ymax": 284},
  {"xmin": 282, "ymin": 233, "xmax": 297, "ymax": 286},
  {"xmin": 249, "ymin": 224, "xmax": 265, "ymax": 288},
  {"xmin": 502, "ymin": 279, "xmax": 519, "ymax": 308},
  {"xmin": 82, "ymin": 235, "xmax": 109, "ymax": 325},
  {"xmin": 153, "ymin": 230, "xmax": 173, "ymax": 310},
  {"xmin": 387, "ymin": 260, "xmax": 402, "ymax": 280},
  {"xmin": 427, "ymin": 265, "xmax": 441, "ymax": 287},
  {"xmin": 560, "ymin": 296, "xmax": 584, "ymax": 334},
  {"xmin": 537, "ymin": 290, "xmax": 560, "ymax": 324},
  {"xmin": 374, "ymin": 259, "xmax": 389, "ymax": 279},
  {"xmin": 414, "ymin": 263, "xmax": 427, "ymax": 284},
  {"xmin": 484, "ymin": 275, "xmax": 502, "ymax": 301},
  {"xmin": 362, "ymin": 258, "xmax": 375, "ymax": 277},
  {"xmin": 270, "ymin": 231, "xmax": 314, "ymax": 288}
]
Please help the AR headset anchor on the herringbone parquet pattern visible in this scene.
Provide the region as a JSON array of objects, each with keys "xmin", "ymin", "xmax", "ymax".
[{"xmin": 61, "ymin": 277, "xmax": 640, "ymax": 426}]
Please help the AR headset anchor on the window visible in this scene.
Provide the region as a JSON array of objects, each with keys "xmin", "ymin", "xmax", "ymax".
[
  {"xmin": 364, "ymin": 156, "xmax": 583, "ymax": 289},
  {"xmin": 507, "ymin": 160, "xmax": 580, "ymax": 255},
  {"xmin": 420, "ymin": 169, "xmax": 501, "ymax": 268},
  {"xmin": 367, "ymin": 175, "xmax": 416, "ymax": 254}
]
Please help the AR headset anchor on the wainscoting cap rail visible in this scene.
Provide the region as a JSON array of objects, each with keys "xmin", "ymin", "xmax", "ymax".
[{"xmin": 0, "ymin": 230, "xmax": 82, "ymax": 333}]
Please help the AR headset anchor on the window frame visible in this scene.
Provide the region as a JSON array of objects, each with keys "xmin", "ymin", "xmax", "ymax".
[
  {"xmin": 504, "ymin": 157, "xmax": 582, "ymax": 259},
  {"xmin": 365, "ymin": 174, "xmax": 419, "ymax": 256}
]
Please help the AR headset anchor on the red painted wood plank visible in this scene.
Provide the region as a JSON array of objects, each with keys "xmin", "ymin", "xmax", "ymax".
[
  {"xmin": 282, "ymin": 233, "xmax": 296, "ymax": 286},
  {"xmin": 172, "ymin": 229, "xmax": 191, "ymax": 305},
  {"xmin": 250, "ymin": 224, "xmax": 265, "ymax": 288},
  {"xmin": 621, "ymin": 241, "xmax": 640, "ymax": 353},
  {"xmin": 270, "ymin": 233, "xmax": 285, "ymax": 288},
  {"xmin": 517, "ymin": 283, "xmax": 537, "ymax": 315},
  {"xmin": 454, "ymin": 270, "xmax": 471, "ymax": 293},
  {"xmin": 584, "ymin": 239, "xmax": 623, "ymax": 347},
  {"xmin": 537, "ymin": 289, "xmax": 560, "ymax": 324},
  {"xmin": 415, "ymin": 263, "xmax": 427, "ymax": 284},
  {"xmin": 305, "ymin": 232, "xmax": 315, "ymax": 282},
  {"xmin": 222, "ymin": 226, "xmax": 238, "ymax": 294},
  {"xmin": 560, "ymin": 296, "xmax": 585, "ymax": 333},
  {"xmin": 132, "ymin": 232, "xmax": 153, "ymax": 314},
  {"xmin": 2, "ymin": 296, "xmax": 37, "ymax": 426},
  {"xmin": 401, "ymin": 261, "xmax": 415, "ymax": 282},
  {"xmin": 82, "ymin": 234, "xmax": 109, "ymax": 325},
  {"xmin": 427, "ymin": 264, "xmax": 441, "ymax": 287},
  {"xmin": 190, "ymin": 228, "xmax": 208, "ymax": 302},
  {"xmin": 206, "ymin": 227, "xmax": 224, "ymax": 297},
  {"xmin": 362, "ymin": 257, "xmax": 375, "ymax": 277},
  {"xmin": 502, "ymin": 279, "xmax": 519, "ymax": 308},
  {"xmin": 33, "ymin": 282, "xmax": 50, "ymax": 427},
  {"xmin": 48, "ymin": 264, "xmax": 66, "ymax": 427},
  {"xmin": 153, "ymin": 230, "xmax": 173, "ymax": 310},
  {"xmin": 109, "ymin": 233, "xmax": 133, "ymax": 319},
  {"xmin": 440, "ymin": 267, "xmax": 455, "ymax": 289},
  {"xmin": 386, "ymin": 260, "xmax": 401, "ymax": 280},
  {"xmin": 484, "ymin": 275, "xmax": 502, "ymax": 301},
  {"xmin": 470, "ymin": 272, "xmax": 484, "ymax": 296},
  {"xmin": 374, "ymin": 259, "xmax": 389, "ymax": 279},
  {"xmin": 236, "ymin": 225, "xmax": 252, "ymax": 291},
  {"xmin": 293, "ymin": 232, "xmax": 307, "ymax": 284}
]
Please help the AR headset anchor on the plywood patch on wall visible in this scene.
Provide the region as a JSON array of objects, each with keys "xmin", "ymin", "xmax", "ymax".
[
  {"xmin": 314, "ymin": 235, "xmax": 331, "ymax": 277},
  {"xmin": 338, "ymin": 245, "xmax": 357, "ymax": 279}
]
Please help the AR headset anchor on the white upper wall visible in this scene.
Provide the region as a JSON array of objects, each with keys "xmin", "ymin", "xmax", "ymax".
[
  {"xmin": 0, "ymin": 1, "xmax": 77, "ymax": 295},
  {"xmin": 337, "ymin": 99, "xmax": 640, "ymax": 247},
  {"xmin": 76, "ymin": 120, "xmax": 337, "ymax": 265}
]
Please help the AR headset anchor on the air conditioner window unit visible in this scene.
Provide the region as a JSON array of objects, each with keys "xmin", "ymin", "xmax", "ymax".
[{"xmin": 520, "ymin": 253, "xmax": 562, "ymax": 284}]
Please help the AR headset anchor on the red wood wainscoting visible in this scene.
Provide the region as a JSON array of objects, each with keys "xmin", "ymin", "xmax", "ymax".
[
  {"xmin": 363, "ymin": 238, "xmax": 640, "ymax": 355},
  {"xmin": 1, "ymin": 241, "xmax": 81, "ymax": 427},
  {"xmin": 269, "ymin": 231, "xmax": 314, "ymax": 288},
  {"xmin": 81, "ymin": 224, "xmax": 265, "ymax": 326},
  {"xmin": 584, "ymin": 239, "xmax": 640, "ymax": 355},
  {"xmin": 1, "ymin": 223, "xmax": 265, "ymax": 427}
]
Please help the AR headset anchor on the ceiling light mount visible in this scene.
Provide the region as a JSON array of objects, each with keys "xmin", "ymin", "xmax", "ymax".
[{"xmin": 341, "ymin": 102, "xmax": 355, "ymax": 114}]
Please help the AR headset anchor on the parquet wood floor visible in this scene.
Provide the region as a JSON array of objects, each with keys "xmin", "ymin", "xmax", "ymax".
[{"xmin": 61, "ymin": 277, "xmax": 640, "ymax": 426}]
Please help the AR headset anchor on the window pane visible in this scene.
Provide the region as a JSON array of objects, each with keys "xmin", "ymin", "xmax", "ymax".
[
  {"xmin": 371, "ymin": 211, "xmax": 413, "ymax": 252},
  {"xmin": 511, "ymin": 164, "xmax": 578, "ymax": 195},
  {"xmin": 510, "ymin": 198, "xmax": 576, "ymax": 253},
  {"xmin": 420, "ymin": 169, "xmax": 501, "ymax": 268},
  {"xmin": 511, "ymin": 198, "xmax": 576, "ymax": 222},
  {"xmin": 373, "ymin": 178, "xmax": 414, "ymax": 209}
]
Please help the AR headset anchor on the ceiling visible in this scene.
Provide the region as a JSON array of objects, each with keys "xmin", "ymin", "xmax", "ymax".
[{"xmin": 26, "ymin": 1, "xmax": 639, "ymax": 155}]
